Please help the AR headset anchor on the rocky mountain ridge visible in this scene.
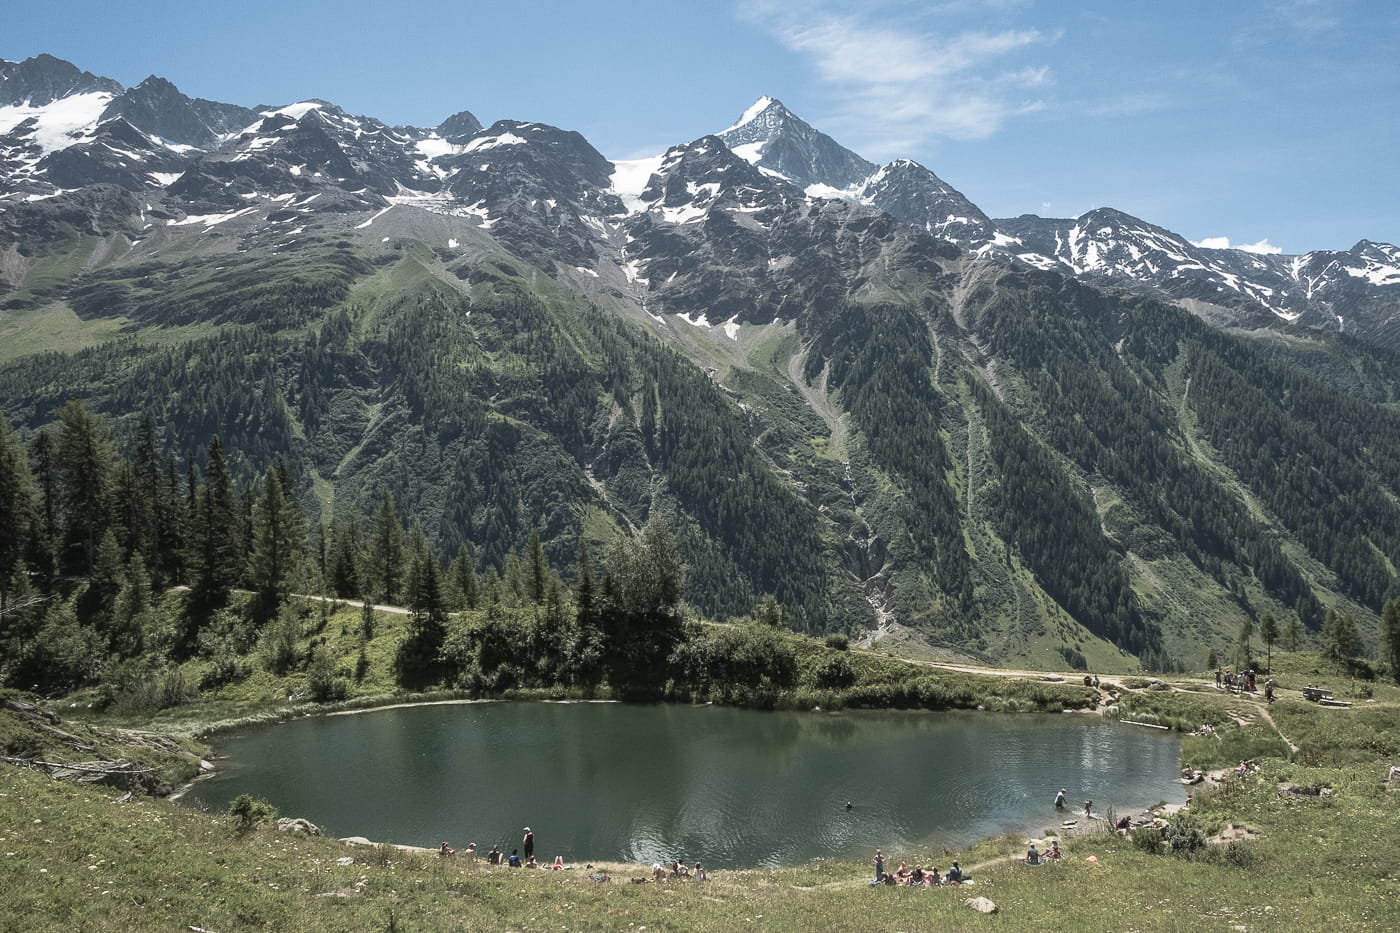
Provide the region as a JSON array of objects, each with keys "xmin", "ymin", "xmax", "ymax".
[{"xmin": 3, "ymin": 54, "xmax": 1397, "ymax": 351}]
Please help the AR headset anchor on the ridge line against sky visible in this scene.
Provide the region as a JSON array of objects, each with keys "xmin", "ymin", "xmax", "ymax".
[{"xmin": 5, "ymin": 0, "xmax": 1397, "ymax": 254}]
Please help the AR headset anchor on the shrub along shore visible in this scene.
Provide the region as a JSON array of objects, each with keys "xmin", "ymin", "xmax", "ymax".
[{"xmin": 3, "ymin": 630, "xmax": 1398, "ymax": 932}]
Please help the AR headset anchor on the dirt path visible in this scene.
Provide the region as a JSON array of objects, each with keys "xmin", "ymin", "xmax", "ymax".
[{"xmin": 1246, "ymin": 698, "xmax": 1300, "ymax": 754}]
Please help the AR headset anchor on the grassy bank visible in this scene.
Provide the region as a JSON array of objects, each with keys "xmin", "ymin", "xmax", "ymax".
[{"xmin": 3, "ymin": 660, "xmax": 1398, "ymax": 931}]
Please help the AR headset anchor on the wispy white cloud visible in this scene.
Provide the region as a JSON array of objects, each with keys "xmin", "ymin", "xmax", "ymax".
[
  {"xmin": 1191, "ymin": 235, "xmax": 1283, "ymax": 255},
  {"xmin": 738, "ymin": 0, "xmax": 1055, "ymax": 155},
  {"xmin": 1274, "ymin": 0, "xmax": 1341, "ymax": 34}
]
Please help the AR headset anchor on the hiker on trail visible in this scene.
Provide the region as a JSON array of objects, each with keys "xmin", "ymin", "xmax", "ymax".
[
  {"xmin": 1054, "ymin": 787, "xmax": 1067, "ymax": 809},
  {"xmin": 1084, "ymin": 800, "xmax": 1093, "ymax": 818},
  {"xmin": 523, "ymin": 827, "xmax": 535, "ymax": 860},
  {"xmin": 1216, "ymin": 668, "xmax": 1222, "ymax": 687},
  {"xmin": 872, "ymin": 849, "xmax": 885, "ymax": 885}
]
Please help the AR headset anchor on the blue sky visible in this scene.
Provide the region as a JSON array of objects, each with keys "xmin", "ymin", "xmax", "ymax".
[{"xmin": 7, "ymin": 0, "xmax": 1397, "ymax": 253}]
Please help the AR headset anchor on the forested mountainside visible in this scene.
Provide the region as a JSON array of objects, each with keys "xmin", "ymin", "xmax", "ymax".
[{"xmin": 3, "ymin": 55, "xmax": 1399, "ymax": 671}]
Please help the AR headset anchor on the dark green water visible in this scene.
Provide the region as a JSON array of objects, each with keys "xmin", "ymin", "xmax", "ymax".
[{"xmin": 181, "ymin": 702, "xmax": 1183, "ymax": 869}]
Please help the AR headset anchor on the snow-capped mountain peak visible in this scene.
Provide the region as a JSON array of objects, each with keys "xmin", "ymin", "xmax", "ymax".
[{"xmin": 718, "ymin": 96, "xmax": 874, "ymax": 192}]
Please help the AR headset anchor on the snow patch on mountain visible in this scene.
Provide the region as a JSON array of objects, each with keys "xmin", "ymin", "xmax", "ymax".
[
  {"xmin": 0, "ymin": 91, "xmax": 112, "ymax": 153},
  {"xmin": 609, "ymin": 155, "xmax": 664, "ymax": 213}
]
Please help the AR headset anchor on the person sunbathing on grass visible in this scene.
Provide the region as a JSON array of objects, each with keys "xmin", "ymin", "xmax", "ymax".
[{"xmin": 1045, "ymin": 841, "xmax": 1062, "ymax": 859}]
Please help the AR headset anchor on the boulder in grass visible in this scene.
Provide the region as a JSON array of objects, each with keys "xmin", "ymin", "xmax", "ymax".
[
  {"xmin": 965, "ymin": 896, "xmax": 998, "ymax": 914},
  {"xmin": 277, "ymin": 817, "xmax": 322, "ymax": 835}
]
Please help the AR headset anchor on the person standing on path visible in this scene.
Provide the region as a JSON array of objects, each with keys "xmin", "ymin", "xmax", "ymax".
[{"xmin": 523, "ymin": 827, "xmax": 535, "ymax": 861}]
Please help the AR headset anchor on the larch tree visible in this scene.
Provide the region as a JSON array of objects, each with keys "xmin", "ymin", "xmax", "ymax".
[{"xmin": 1380, "ymin": 598, "xmax": 1400, "ymax": 685}]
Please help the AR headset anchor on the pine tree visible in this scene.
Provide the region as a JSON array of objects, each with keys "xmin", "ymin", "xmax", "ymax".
[
  {"xmin": 79, "ymin": 528, "xmax": 125, "ymax": 629},
  {"xmin": 131, "ymin": 416, "xmax": 163, "ymax": 573},
  {"xmin": 396, "ymin": 536, "xmax": 447, "ymax": 688},
  {"xmin": 447, "ymin": 541, "xmax": 479, "ymax": 610},
  {"xmin": 110, "ymin": 552, "xmax": 153, "ymax": 658},
  {"xmin": 27, "ymin": 430, "xmax": 59, "ymax": 591},
  {"xmin": 327, "ymin": 516, "xmax": 363, "ymax": 598},
  {"xmin": 1259, "ymin": 611, "xmax": 1279, "ymax": 672},
  {"xmin": 1232, "ymin": 617, "xmax": 1254, "ymax": 668},
  {"xmin": 1321, "ymin": 608, "xmax": 1361, "ymax": 665},
  {"xmin": 0, "ymin": 414, "xmax": 39, "ymax": 610},
  {"xmin": 370, "ymin": 490, "xmax": 404, "ymax": 605},
  {"xmin": 187, "ymin": 437, "xmax": 240, "ymax": 620},
  {"xmin": 1282, "ymin": 615, "xmax": 1306, "ymax": 651},
  {"xmin": 527, "ymin": 527, "xmax": 548, "ymax": 605},
  {"xmin": 1380, "ymin": 598, "xmax": 1400, "ymax": 685},
  {"xmin": 55, "ymin": 399, "xmax": 116, "ymax": 576},
  {"xmin": 249, "ymin": 465, "xmax": 307, "ymax": 618}
]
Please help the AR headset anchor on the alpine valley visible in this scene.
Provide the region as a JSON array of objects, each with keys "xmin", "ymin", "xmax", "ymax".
[{"xmin": 4, "ymin": 53, "xmax": 1400, "ymax": 670}]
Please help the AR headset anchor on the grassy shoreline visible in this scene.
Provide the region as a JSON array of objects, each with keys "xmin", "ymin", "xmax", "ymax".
[{"xmin": 4, "ymin": 655, "xmax": 1398, "ymax": 931}]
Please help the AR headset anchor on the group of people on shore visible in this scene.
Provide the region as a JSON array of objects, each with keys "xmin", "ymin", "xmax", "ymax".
[
  {"xmin": 437, "ymin": 825, "xmax": 706, "ymax": 881},
  {"xmin": 1216, "ymin": 667, "xmax": 1266, "ymax": 694},
  {"xmin": 650, "ymin": 859, "xmax": 707, "ymax": 881},
  {"xmin": 1023, "ymin": 841, "xmax": 1063, "ymax": 864},
  {"xmin": 870, "ymin": 849, "xmax": 968, "ymax": 887},
  {"xmin": 440, "ymin": 825, "xmax": 570, "ymax": 870}
]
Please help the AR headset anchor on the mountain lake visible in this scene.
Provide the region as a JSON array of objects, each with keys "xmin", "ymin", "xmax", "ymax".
[{"xmin": 180, "ymin": 701, "xmax": 1184, "ymax": 869}]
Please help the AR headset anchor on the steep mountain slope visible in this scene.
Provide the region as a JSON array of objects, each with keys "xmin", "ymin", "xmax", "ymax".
[{"xmin": 2, "ymin": 56, "xmax": 1399, "ymax": 670}]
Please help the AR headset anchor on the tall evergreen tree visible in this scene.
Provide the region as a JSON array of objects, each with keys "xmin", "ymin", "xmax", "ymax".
[
  {"xmin": 131, "ymin": 416, "xmax": 163, "ymax": 574},
  {"xmin": 1380, "ymin": 598, "xmax": 1400, "ymax": 686},
  {"xmin": 447, "ymin": 541, "xmax": 479, "ymax": 611},
  {"xmin": 110, "ymin": 552, "xmax": 153, "ymax": 658},
  {"xmin": 396, "ymin": 535, "xmax": 447, "ymax": 688},
  {"xmin": 248, "ymin": 465, "xmax": 307, "ymax": 618},
  {"xmin": 527, "ymin": 527, "xmax": 548, "ymax": 605},
  {"xmin": 1282, "ymin": 615, "xmax": 1306, "ymax": 651},
  {"xmin": 1232, "ymin": 616, "xmax": 1255, "ymax": 668},
  {"xmin": 0, "ymin": 414, "xmax": 39, "ymax": 610},
  {"xmin": 55, "ymin": 399, "xmax": 116, "ymax": 576},
  {"xmin": 79, "ymin": 528, "xmax": 125, "ymax": 629},
  {"xmin": 27, "ymin": 430, "xmax": 59, "ymax": 591},
  {"xmin": 1321, "ymin": 608, "xmax": 1362, "ymax": 665},
  {"xmin": 1259, "ymin": 611, "xmax": 1279, "ymax": 672},
  {"xmin": 370, "ymin": 490, "xmax": 404, "ymax": 605},
  {"xmin": 187, "ymin": 437, "xmax": 240, "ymax": 621}
]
